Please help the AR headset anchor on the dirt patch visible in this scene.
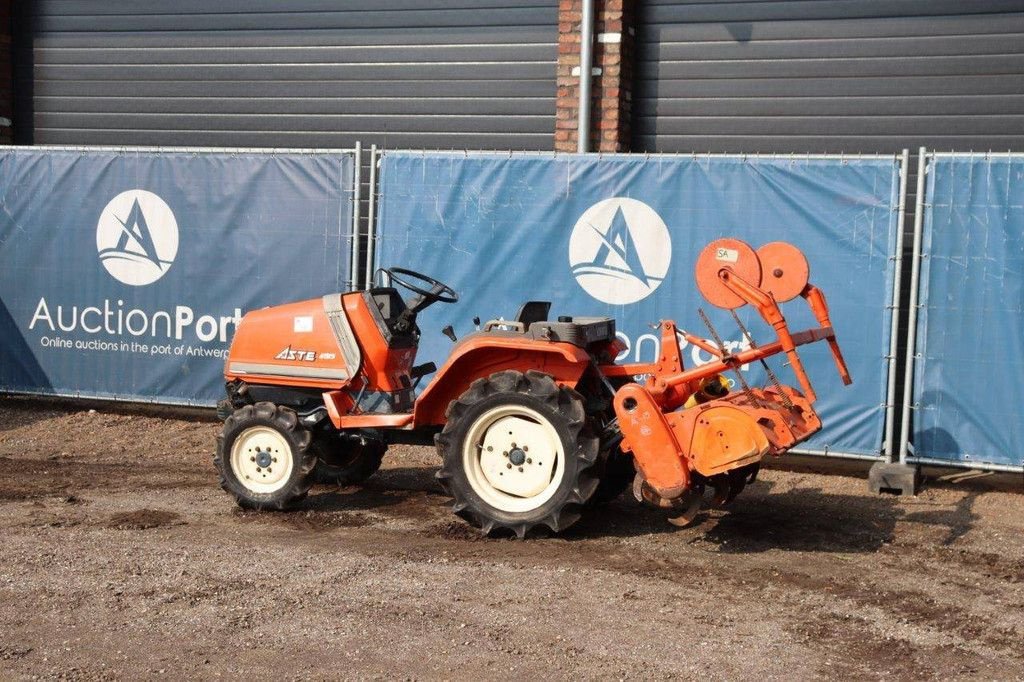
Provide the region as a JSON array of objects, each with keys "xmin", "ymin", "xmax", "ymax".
[
  {"xmin": 0, "ymin": 399, "xmax": 1022, "ymax": 679},
  {"xmin": 788, "ymin": 613, "xmax": 955, "ymax": 681},
  {"xmin": 912, "ymin": 542, "xmax": 1024, "ymax": 583},
  {"xmin": 278, "ymin": 510, "xmax": 374, "ymax": 530},
  {"xmin": 424, "ymin": 521, "xmax": 488, "ymax": 541},
  {"xmin": 0, "ymin": 646, "xmax": 33, "ymax": 661},
  {"xmin": 105, "ymin": 509, "xmax": 183, "ymax": 530}
]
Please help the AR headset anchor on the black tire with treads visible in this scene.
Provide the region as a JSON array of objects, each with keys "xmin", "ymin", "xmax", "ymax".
[
  {"xmin": 435, "ymin": 370, "xmax": 599, "ymax": 538},
  {"xmin": 214, "ymin": 402, "xmax": 317, "ymax": 511},
  {"xmin": 311, "ymin": 436, "xmax": 386, "ymax": 486}
]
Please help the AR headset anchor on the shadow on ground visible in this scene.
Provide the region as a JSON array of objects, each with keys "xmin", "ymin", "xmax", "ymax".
[
  {"xmin": 698, "ymin": 483, "xmax": 900, "ymax": 553},
  {"xmin": 289, "ymin": 466, "xmax": 924, "ymax": 552}
]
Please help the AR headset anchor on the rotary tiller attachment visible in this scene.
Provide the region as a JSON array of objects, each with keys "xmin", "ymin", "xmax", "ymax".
[{"xmin": 613, "ymin": 238, "xmax": 852, "ymax": 526}]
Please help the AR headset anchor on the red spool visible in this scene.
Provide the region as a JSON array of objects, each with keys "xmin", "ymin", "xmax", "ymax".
[
  {"xmin": 694, "ymin": 239, "xmax": 762, "ymax": 310},
  {"xmin": 756, "ymin": 241, "xmax": 810, "ymax": 303}
]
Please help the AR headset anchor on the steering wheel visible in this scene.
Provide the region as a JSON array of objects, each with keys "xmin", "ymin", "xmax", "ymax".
[{"xmin": 384, "ymin": 267, "xmax": 459, "ymax": 304}]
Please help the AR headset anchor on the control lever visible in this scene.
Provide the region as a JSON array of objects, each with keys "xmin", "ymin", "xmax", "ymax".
[
  {"xmin": 441, "ymin": 325, "xmax": 457, "ymax": 342},
  {"xmin": 410, "ymin": 362, "xmax": 437, "ymax": 379},
  {"xmin": 410, "ymin": 361, "xmax": 437, "ymax": 389}
]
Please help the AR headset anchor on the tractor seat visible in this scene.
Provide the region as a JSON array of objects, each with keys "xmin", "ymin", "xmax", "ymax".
[
  {"xmin": 480, "ymin": 300, "xmax": 616, "ymax": 348},
  {"xmin": 515, "ymin": 301, "xmax": 552, "ymax": 330},
  {"xmin": 526, "ymin": 316, "xmax": 617, "ymax": 347}
]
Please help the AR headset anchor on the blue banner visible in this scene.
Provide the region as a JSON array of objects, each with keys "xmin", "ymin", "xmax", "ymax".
[
  {"xmin": 375, "ymin": 152, "xmax": 901, "ymax": 457},
  {"xmin": 0, "ymin": 147, "xmax": 354, "ymax": 405},
  {"xmin": 913, "ymin": 154, "xmax": 1024, "ymax": 468}
]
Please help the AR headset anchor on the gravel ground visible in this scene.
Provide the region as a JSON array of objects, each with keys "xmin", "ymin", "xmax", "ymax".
[{"xmin": 0, "ymin": 397, "xmax": 1022, "ymax": 680}]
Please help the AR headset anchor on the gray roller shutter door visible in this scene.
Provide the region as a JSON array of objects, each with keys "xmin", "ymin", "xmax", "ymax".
[
  {"xmin": 17, "ymin": 1, "xmax": 557, "ymax": 150},
  {"xmin": 634, "ymin": 1, "xmax": 1024, "ymax": 154}
]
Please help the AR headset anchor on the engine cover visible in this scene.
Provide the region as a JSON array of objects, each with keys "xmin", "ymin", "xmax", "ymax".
[{"xmin": 224, "ymin": 294, "xmax": 359, "ymax": 390}]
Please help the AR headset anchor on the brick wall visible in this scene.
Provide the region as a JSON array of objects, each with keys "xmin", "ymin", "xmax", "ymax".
[
  {"xmin": 555, "ymin": 0, "xmax": 635, "ymax": 153},
  {"xmin": 0, "ymin": 0, "xmax": 10, "ymax": 143}
]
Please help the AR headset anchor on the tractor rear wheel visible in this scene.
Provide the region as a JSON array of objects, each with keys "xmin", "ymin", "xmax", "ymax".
[
  {"xmin": 311, "ymin": 434, "xmax": 386, "ymax": 486},
  {"xmin": 214, "ymin": 402, "xmax": 317, "ymax": 510},
  {"xmin": 435, "ymin": 370, "xmax": 599, "ymax": 537}
]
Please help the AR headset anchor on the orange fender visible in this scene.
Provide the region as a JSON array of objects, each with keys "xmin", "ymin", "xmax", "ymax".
[{"xmin": 413, "ymin": 334, "xmax": 590, "ymax": 426}]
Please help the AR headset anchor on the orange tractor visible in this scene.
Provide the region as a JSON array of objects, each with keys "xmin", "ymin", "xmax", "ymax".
[{"xmin": 215, "ymin": 238, "xmax": 851, "ymax": 536}]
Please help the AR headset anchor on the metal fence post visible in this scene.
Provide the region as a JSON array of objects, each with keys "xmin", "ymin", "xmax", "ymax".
[
  {"xmin": 365, "ymin": 144, "xmax": 379, "ymax": 288},
  {"xmin": 898, "ymin": 148, "xmax": 928, "ymax": 465},
  {"xmin": 350, "ymin": 140, "xmax": 362, "ymax": 290},
  {"xmin": 883, "ymin": 149, "xmax": 910, "ymax": 461}
]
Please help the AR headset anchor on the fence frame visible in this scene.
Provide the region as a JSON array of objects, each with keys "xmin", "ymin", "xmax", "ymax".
[
  {"xmin": 0, "ymin": 143, "xmax": 361, "ymax": 407},
  {"xmin": 370, "ymin": 148, "xmax": 910, "ymax": 462},
  {"xmin": 1, "ymin": 143, "xmax": 363, "ymax": 290},
  {"xmin": 899, "ymin": 149, "xmax": 1024, "ymax": 473}
]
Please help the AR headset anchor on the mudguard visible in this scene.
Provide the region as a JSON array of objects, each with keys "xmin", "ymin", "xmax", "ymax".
[{"xmin": 413, "ymin": 335, "xmax": 590, "ymax": 426}]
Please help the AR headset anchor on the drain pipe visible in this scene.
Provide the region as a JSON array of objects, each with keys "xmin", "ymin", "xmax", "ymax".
[{"xmin": 577, "ymin": 0, "xmax": 594, "ymax": 153}]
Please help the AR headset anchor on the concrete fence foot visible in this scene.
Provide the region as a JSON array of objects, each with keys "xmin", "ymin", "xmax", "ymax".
[{"xmin": 869, "ymin": 461, "xmax": 921, "ymax": 496}]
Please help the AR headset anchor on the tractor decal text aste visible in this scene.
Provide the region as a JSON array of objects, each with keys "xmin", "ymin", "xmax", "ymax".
[{"xmin": 274, "ymin": 345, "xmax": 318, "ymax": 362}]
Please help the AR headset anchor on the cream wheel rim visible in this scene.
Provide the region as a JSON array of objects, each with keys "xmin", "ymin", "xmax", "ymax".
[
  {"xmin": 230, "ymin": 426, "xmax": 294, "ymax": 494},
  {"xmin": 462, "ymin": 404, "xmax": 564, "ymax": 513}
]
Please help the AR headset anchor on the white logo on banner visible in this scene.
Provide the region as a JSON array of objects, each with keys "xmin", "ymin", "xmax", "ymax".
[
  {"xmin": 96, "ymin": 189, "xmax": 179, "ymax": 286},
  {"xmin": 568, "ymin": 197, "xmax": 671, "ymax": 305}
]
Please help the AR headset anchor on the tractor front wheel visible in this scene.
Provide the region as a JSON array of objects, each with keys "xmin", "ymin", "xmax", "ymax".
[
  {"xmin": 215, "ymin": 402, "xmax": 317, "ymax": 510},
  {"xmin": 435, "ymin": 370, "xmax": 599, "ymax": 537}
]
